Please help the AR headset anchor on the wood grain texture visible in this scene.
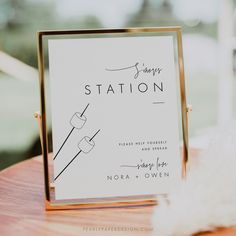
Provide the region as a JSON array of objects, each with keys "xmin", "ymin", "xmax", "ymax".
[{"xmin": 0, "ymin": 151, "xmax": 236, "ymax": 236}]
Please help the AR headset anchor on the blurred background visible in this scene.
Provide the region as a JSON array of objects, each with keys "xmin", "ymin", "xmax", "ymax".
[{"xmin": 0, "ymin": 0, "xmax": 236, "ymax": 170}]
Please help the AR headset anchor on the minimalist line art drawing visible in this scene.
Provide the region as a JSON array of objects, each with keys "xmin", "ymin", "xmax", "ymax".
[
  {"xmin": 78, "ymin": 136, "xmax": 95, "ymax": 154},
  {"xmin": 54, "ymin": 129, "xmax": 101, "ymax": 181},
  {"xmin": 53, "ymin": 103, "xmax": 90, "ymax": 160}
]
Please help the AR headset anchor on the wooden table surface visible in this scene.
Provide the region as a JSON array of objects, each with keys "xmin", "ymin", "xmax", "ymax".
[{"xmin": 0, "ymin": 152, "xmax": 236, "ymax": 236}]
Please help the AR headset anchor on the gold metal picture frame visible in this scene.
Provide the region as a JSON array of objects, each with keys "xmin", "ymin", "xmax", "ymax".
[{"xmin": 36, "ymin": 27, "xmax": 189, "ymax": 210}]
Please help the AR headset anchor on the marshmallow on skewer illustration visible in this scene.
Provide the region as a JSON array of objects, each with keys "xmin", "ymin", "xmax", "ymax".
[
  {"xmin": 54, "ymin": 129, "xmax": 101, "ymax": 181},
  {"xmin": 53, "ymin": 103, "xmax": 89, "ymax": 160},
  {"xmin": 70, "ymin": 112, "xmax": 87, "ymax": 130},
  {"xmin": 78, "ymin": 136, "xmax": 95, "ymax": 154}
]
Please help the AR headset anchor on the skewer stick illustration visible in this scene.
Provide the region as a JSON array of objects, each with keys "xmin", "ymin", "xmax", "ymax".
[
  {"xmin": 53, "ymin": 103, "xmax": 90, "ymax": 160},
  {"xmin": 54, "ymin": 129, "xmax": 101, "ymax": 181}
]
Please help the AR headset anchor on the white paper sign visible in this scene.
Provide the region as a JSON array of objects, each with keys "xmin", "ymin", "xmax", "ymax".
[{"xmin": 48, "ymin": 36, "xmax": 182, "ymax": 200}]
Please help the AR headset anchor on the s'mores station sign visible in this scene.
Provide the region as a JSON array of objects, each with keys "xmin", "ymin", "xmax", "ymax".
[{"xmin": 37, "ymin": 27, "xmax": 188, "ymax": 210}]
